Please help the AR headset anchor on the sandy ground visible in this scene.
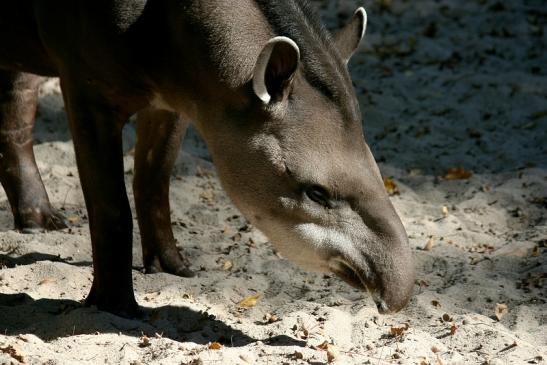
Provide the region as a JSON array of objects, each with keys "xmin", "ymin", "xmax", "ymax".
[{"xmin": 0, "ymin": 0, "xmax": 546, "ymax": 364}]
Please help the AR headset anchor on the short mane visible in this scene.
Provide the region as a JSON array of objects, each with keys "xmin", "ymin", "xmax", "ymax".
[{"xmin": 254, "ymin": 0, "xmax": 348, "ymax": 102}]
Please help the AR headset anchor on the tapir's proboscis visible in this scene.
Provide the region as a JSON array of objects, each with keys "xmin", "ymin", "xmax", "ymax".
[{"xmin": 0, "ymin": 0, "xmax": 415, "ymax": 316}]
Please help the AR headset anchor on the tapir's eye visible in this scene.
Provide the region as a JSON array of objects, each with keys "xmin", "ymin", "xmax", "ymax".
[{"xmin": 305, "ymin": 185, "xmax": 332, "ymax": 208}]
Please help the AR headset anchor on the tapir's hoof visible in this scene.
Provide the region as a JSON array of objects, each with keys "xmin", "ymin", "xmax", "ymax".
[
  {"xmin": 145, "ymin": 252, "xmax": 195, "ymax": 278},
  {"xmin": 85, "ymin": 290, "xmax": 142, "ymax": 319},
  {"xmin": 17, "ymin": 208, "xmax": 69, "ymax": 233}
]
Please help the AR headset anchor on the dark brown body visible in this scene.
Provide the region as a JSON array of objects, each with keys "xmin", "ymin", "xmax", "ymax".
[{"xmin": 0, "ymin": 0, "xmax": 415, "ymax": 316}]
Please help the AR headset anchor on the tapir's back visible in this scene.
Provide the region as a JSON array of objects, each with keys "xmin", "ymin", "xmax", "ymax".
[
  {"xmin": 0, "ymin": 1, "xmax": 57, "ymax": 75},
  {"xmin": 0, "ymin": 0, "xmax": 151, "ymax": 78}
]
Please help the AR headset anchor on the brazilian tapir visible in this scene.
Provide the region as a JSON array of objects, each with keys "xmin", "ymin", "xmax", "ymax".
[{"xmin": 0, "ymin": 0, "xmax": 415, "ymax": 316}]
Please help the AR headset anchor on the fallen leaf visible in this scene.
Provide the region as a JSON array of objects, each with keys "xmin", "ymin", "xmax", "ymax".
[
  {"xmin": 67, "ymin": 215, "xmax": 80, "ymax": 224},
  {"xmin": 0, "ymin": 345, "xmax": 24, "ymax": 363},
  {"xmin": 263, "ymin": 313, "xmax": 279, "ymax": 324},
  {"xmin": 424, "ymin": 237, "xmax": 435, "ymax": 251},
  {"xmin": 182, "ymin": 293, "xmax": 194, "ymax": 300},
  {"xmin": 327, "ymin": 347, "xmax": 338, "ymax": 363},
  {"xmin": 450, "ymin": 323, "xmax": 458, "ymax": 336},
  {"xmin": 383, "ymin": 177, "xmax": 400, "ymax": 196},
  {"xmin": 239, "ymin": 354, "xmax": 253, "ymax": 364},
  {"xmin": 38, "ymin": 278, "xmax": 56, "ymax": 286},
  {"xmin": 529, "ymin": 110, "xmax": 547, "ymax": 120},
  {"xmin": 199, "ymin": 189, "xmax": 215, "ymax": 202},
  {"xmin": 390, "ymin": 323, "xmax": 409, "ymax": 337},
  {"xmin": 442, "ymin": 206, "xmax": 449, "ymax": 217},
  {"xmin": 144, "ymin": 291, "xmax": 160, "ymax": 302},
  {"xmin": 139, "ymin": 335, "xmax": 151, "ymax": 348},
  {"xmin": 208, "ymin": 342, "xmax": 222, "ymax": 350},
  {"xmin": 443, "ymin": 167, "xmax": 472, "ymax": 180},
  {"xmin": 222, "ymin": 260, "xmax": 233, "ymax": 270},
  {"xmin": 441, "ymin": 313, "xmax": 452, "ymax": 322},
  {"xmin": 317, "ymin": 341, "xmax": 330, "ymax": 350},
  {"xmin": 431, "ymin": 346, "xmax": 441, "ymax": 353},
  {"xmin": 418, "ymin": 279, "xmax": 429, "ymax": 287},
  {"xmin": 495, "ymin": 303, "xmax": 508, "ymax": 321},
  {"xmin": 431, "ymin": 300, "xmax": 441, "ymax": 308},
  {"xmin": 238, "ymin": 294, "xmax": 261, "ymax": 308}
]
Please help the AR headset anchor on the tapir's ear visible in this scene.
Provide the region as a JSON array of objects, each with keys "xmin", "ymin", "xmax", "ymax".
[
  {"xmin": 253, "ymin": 36, "xmax": 300, "ymax": 104},
  {"xmin": 334, "ymin": 7, "xmax": 367, "ymax": 63}
]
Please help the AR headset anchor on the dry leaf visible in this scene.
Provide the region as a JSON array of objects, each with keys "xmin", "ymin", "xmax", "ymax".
[
  {"xmin": 263, "ymin": 313, "xmax": 279, "ymax": 324},
  {"xmin": 418, "ymin": 279, "xmax": 430, "ymax": 288},
  {"xmin": 293, "ymin": 351, "xmax": 304, "ymax": 360},
  {"xmin": 38, "ymin": 277, "xmax": 56, "ymax": 286},
  {"xmin": 0, "ymin": 345, "xmax": 24, "ymax": 363},
  {"xmin": 199, "ymin": 189, "xmax": 215, "ymax": 202},
  {"xmin": 238, "ymin": 294, "xmax": 261, "ymax": 308},
  {"xmin": 327, "ymin": 347, "xmax": 338, "ymax": 363},
  {"xmin": 390, "ymin": 323, "xmax": 409, "ymax": 337},
  {"xmin": 239, "ymin": 354, "xmax": 253, "ymax": 364},
  {"xmin": 317, "ymin": 341, "xmax": 330, "ymax": 350},
  {"xmin": 208, "ymin": 342, "xmax": 222, "ymax": 350},
  {"xmin": 144, "ymin": 291, "xmax": 160, "ymax": 302},
  {"xmin": 443, "ymin": 167, "xmax": 472, "ymax": 180},
  {"xmin": 431, "ymin": 300, "xmax": 441, "ymax": 308},
  {"xmin": 441, "ymin": 313, "xmax": 452, "ymax": 322},
  {"xmin": 222, "ymin": 260, "xmax": 233, "ymax": 270},
  {"xmin": 450, "ymin": 323, "xmax": 458, "ymax": 336},
  {"xmin": 424, "ymin": 237, "xmax": 435, "ymax": 251},
  {"xmin": 383, "ymin": 177, "xmax": 400, "ymax": 196},
  {"xmin": 431, "ymin": 346, "xmax": 441, "ymax": 353},
  {"xmin": 442, "ymin": 206, "xmax": 449, "ymax": 217},
  {"xmin": 67, "ymin": 215, "xmax": 80, "ymax": 224},
  {"xmin": 495, "ymin": 303, "xmax": 508, "ymax": 320},
  {"xmin": 139, "ymin": 335, "xmax": 151, "ymax": 348}
]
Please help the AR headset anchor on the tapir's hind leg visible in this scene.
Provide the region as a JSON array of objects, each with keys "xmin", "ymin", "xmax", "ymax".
[
  {"xmin": 134, "ymin": 108, "xmax": 193, "ymax": 277},
  {"xmin": 0, "ymin": 70, "xmax": 67, "ymax": 232}
]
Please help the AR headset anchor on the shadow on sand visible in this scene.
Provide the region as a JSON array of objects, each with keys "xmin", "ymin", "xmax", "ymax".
[{"xmin": 0, "ymin": 292, "xmax": 305, "ymax": 348}]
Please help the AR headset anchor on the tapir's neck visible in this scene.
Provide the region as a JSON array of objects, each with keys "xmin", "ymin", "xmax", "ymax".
[
  {"xmin": 145, "ymin": 0, "xmax": 352, "ymax": 122},
  {"xmin": 144, "ymin": 0, "xmax": 273, "ymax": 117}
]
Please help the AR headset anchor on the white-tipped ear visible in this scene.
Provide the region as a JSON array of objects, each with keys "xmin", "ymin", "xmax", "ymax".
[
  {"xmin": 356, "ymin": 7, "xmax": 368, "ymax": 41},
  {"xmin": 253, "ymin": 36, "xmax": 300, "ymax": 104},
  {"xmin": 334, "ymin": 7, "xmax": 367, "ymax": 63}
]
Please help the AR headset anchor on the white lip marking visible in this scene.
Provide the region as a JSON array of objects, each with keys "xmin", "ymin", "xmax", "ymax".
[{"xmin": 295, "ymin": 223, "xmax": 353, "ymax": 250}]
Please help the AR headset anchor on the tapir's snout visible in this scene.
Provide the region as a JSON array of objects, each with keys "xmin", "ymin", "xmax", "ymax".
[{"xmin": 329, "ymin": 195, "xmax": 415, "ymax": 314}]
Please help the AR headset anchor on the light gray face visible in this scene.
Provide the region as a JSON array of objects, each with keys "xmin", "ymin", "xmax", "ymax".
[{"xmin": 205, "ymin": 8, "xmax": 415, "ymax": 313}]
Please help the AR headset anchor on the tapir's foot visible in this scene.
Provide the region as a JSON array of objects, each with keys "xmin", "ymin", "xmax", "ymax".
[
  {"xmin": 85, "ymin": 284, "xmax": 141, "ymax": 318},
  {"xmin": 144, "ymin": 244, "xmax": 194, "ymax": 278},
  {"xmin": 16, "ymin": 206, "xmax": 69, "ymax": 233}
]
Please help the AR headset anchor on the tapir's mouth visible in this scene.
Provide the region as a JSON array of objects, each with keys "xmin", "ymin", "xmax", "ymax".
[
  {"xmin": 328, "ymin": 258, "xmax": 391, "ymax": 314},
  {"xmin": 329, "ymin": 259, "xmax": 373, "ymax": 292}
]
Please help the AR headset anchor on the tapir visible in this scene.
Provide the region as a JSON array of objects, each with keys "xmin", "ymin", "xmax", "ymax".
[{"xmin": 0, "ymin": 0, "xmax": 415, "ymax": 316}]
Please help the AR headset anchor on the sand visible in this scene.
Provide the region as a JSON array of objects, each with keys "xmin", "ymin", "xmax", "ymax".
[{"xmin": 0, "ymin": 0, "xmax": 545, "ymax": 364}]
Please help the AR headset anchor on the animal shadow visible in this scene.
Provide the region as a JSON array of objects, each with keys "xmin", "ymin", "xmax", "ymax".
[{"xmin": 0, "ymin": 293, "xmax": 304, "ymax": 348}]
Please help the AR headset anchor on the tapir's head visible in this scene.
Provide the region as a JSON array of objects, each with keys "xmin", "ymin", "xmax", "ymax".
[{"xmin": 202, "ymin": 8, "xmax": 414, "ymax": 313}]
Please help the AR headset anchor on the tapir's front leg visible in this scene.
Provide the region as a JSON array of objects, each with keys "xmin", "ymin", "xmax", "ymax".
[
  {"xmin": 134, "ymin": 108, "xmax": 193, "ymax": 277},
  {"xmin": 61, "ymin": 78, "xmax": 138, "ymax": 316},
  {"xmin": 0, "ymin": 71, "xmax": 67, "ymax": 232}
]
